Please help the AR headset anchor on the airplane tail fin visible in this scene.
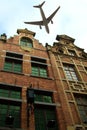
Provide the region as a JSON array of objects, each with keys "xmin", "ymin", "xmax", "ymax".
[{"xmin": 33, "ymin": 1, "xmax": 45, "ymax": 8}]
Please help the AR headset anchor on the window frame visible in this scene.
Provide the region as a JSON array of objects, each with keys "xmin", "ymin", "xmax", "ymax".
[
  {"xmin": 4, "ymin": 52, "xmax": 23, "ymax": 73},
  {"xmin": 0, "ymin": 83, "xmax": 22, "ymax": 128},
  {"xmin": 0, "ymin": 103, "xmax": 21, "ymax": 128},
  {"xmin": 68, "ymin": 49, "xmax": 77, "ymax": 56},
  {"xmin": 34, "ymin": 104, "xmax": 58, "ymax": 130},
  {"xmin": 63, "ymin": 64, "xmax": 79, "ymax": 81},
  {"xmin": 20, "ymin": 37, "xmax": 33, "ymax": 48},
  {"xmin": 74, "ymin": 94, "xmax": 87, "ymax": 124},
  {"xmin": 34, "ymin": 89, "xmax": 53, "ymax": 104},
  {"xmin": 0, "ymin": 83, "xmax": 22, "ymax": 100},
  {"xmin": 31, "ymin": 57, "xmax": 48, "ymax": 78}
]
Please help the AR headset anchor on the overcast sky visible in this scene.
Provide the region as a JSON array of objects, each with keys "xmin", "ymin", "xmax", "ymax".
[{"xmin": 0, "ymin": 0, "xmax": 87, "ymax": 52}]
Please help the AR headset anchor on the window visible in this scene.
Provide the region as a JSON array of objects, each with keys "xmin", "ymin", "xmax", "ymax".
[
  {"xmin": 34, "ymin": 90, "xmax": 52, "ymax": 103},
  {"xmin": 31, "ymin": 57, "xmax": 48, "ymax": 77},
  {"xmin": 4, "ymin": 52, "xmax": 22, "ymax": 73},
  {"xmin": 34, "ymin": 106, "xmax": 58, "ymax": 130},
  {"xmin": 0, "ymin": 88, "xmax": 21, "ymax": 99},
  {"xmin": 20, "ymin": 37, "xmax": 33, "ymax": 48},
  {"xmin": 68, "ymin": 50, "xmax": 76, "ymax": 56},
  {"xmin": 0, "ymin": 84, "xmax": 21, "ymax": 99},
  {"xmin": 75, "ymin": 95, "xmax": 87, "ymax": 124},
  {"xmin": 0, "ymin": 84, "xmax": 21, "ymax": 128},
  {"xmin": 63, "ymin": 64, "xmax": 78, "ymax": 81},
  {"xmin": 34, "ymin": 89, "xmax": 58, "ymax": 130},
  {"xmin": 0, "ymin": 103, "xmax": 21, "ymax": 128}
]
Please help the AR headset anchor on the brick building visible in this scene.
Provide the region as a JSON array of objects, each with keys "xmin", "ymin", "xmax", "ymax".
[
  {"xmin": 46, "ymin": 34, "xmax": 87, "ymax": 130},
  {"xmin": 0, "ymin": 28, "xmax": 60, "ymax": 130},
  {"xmin": 0, "ymin": 28, "xmax": 87, "ymax": 130}
]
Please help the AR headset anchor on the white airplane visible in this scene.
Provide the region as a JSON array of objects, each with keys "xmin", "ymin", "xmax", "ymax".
[{"xmin": 24, "ymin": 1, "xmax": 60, "ymax": 33}]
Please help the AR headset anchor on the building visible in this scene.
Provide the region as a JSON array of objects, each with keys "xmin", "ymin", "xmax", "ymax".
[
  {"xmin": 0, "ymin": 28, "xmax": 60, "ymax": 130},
  {"xmin": 0, "ymin": 28, "xmax": 87, "ymax": 130},
  {"xmin": 46, "ymin": 34, "xmax": 87, "ymax": 130}
]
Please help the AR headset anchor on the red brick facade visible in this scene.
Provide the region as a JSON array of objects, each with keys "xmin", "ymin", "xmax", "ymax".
[
  {"xmin": 46, "ymin": 34, "xmax": 87, "ymax": 130},
  {"xmin": 0, "ymin": 29, "xmax": 60, "ymax": 130},
  {"xmin": 0, "ymin": 29, "xmax": 87, "ymax": 130}
]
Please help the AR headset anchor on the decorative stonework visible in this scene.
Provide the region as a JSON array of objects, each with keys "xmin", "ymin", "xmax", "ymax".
[
  {"xmin": 20, "ymin": 46, "xmax": 33, "ymax": 52},
  {"xmin": 17, "ymin": 28, "xmax": 36, "ymax": 36},
  {"xmin": 56, "ymin": 34, "xmax": 75, "ymax": 43},
  {"xmin": 70, "ymin": 82, "xmax": 87, "ymax": 92}
]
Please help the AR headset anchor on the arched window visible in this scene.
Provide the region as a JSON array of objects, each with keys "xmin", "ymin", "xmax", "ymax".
[{"xmin": 20, "ymin": 37, "xmax": 33, "ymax": 48}]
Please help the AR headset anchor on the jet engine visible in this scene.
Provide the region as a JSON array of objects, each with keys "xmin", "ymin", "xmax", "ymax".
[
  {"xmin": 39, "ymin": 25, "xmax": 42, "ymax": 29},
  {"xmin": 51, "ymin": 20, "xmax": 53, "ymax": 24}
]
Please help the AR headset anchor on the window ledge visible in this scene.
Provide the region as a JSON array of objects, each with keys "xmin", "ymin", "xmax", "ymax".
[
  {"xmin": 30, "ymin": 74, "xmax": 54, "ymax": 80},
  {"xmin": 34, "ymin": 101, "xmax": 60, "ymax": 107},
  {"xmin": 0, "ymin": 82, "xmax": 22, "ymax": 89},
  {"xmin": 1, "ymin": 69, "xmax": 24, "ymax": 75},
  {"xmin": 0, "ymin": 127, "xmax": 24, "ymax": 130},
  {"xmin": 0, "ymin": 96, "xmax": 22, "ymax": 103}
]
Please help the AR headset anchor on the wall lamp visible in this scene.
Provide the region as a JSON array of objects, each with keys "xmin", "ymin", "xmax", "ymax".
[
  {"xmin": 5, "ymin": 114, "xmax": 14, "ymax": 127},
  {"xmin": 47, "ymin": 120, "xmax": 56, "ymax": 128}
]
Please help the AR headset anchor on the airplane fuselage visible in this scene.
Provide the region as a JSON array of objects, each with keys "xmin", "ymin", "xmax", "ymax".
[
  {"xmin": 24, "ymin": 1, "xmax": 60, "ymax": 34},
  {"xmin": 40, "ymin": 7, "xmax": 49, "ymax": 33}
]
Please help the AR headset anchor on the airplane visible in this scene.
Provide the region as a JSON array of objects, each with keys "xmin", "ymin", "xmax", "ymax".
[{"xmin": 24, "ymin": 1, "xmax": 60, "ymax": 33}]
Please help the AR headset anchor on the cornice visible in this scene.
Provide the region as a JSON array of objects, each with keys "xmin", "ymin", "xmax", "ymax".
[{"xmin": 17, "ymin": 28, "xmax": 36, "ymax": 36}]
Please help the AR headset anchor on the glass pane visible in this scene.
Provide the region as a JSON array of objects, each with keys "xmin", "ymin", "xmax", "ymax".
[
  {"xmin": 34, "ymin": 94, "xmax": 43, "ymax": 102},
  {"xmin": 40, "ymin": 68, "xmax": 47, "ymax": 77},
  {"xmin": 64, "ymin": 66, "xmax": 68, "ymax": 70},
  {"xmin": 14, "ymin": 63, "xmax": 22, "ymax": 73},
  {"xmin": 9, "ymin": 105, "xmax": 21, "ymax": 128},
  {"xmin": 32, "ymin": 67, "xmax": 39, "ymax": 76},
  {"xmin": 27, "ymin": 43, "xmax": 33, "ymax": 48},
  {"xmin": 0, "ymin": 114, "xmax": 6, "ymax": 127},
  {"xmin": 11, "ymin": 91, "xmax": 21, "ymax": 99},
  {"xmin": 4, "ymin": 62, "xmax": 12, "ymax": 71},
  {"xmin": 82, "ymin": 97, "xmax": 87, "ymax": 105},
  {"xmin": 35, "ymin": 107, "xmax": 58, "ymax": 130},
  {"xmin": 75, "ymin": 98, "xmax": 81, "ymax": 104},
  {"xmin": 75, "ymin": 96, "xmax": 87, "ymax": 124},
  {"xmin": 64, "ymin": 65, "xmax": 78, "ymax": 81},
  {"xmin": 1, "ymin": 104, "xmax": 8, "ymax": 109},
  {"xmin": 46, "ymin": 109, "xmax": 56, "ymax": 120},
  {"xmin": 0, "ymin": 104, "xmax": 21, "ymax": 128},
  {"xmin": 20, "ymin": 41, "xmax": 26, "ymax": 46},
  {"xmin": 43, "ymin": 96, "xmax": 52, "ymax": 103},
  {"xmin": 0, "ymin": 89, "xmax": 4, "ymax": 96},
  {"xmin": 20, "ymin": 37, "xmax": 32, "ymax": 48},
  {"xmin": 0, "ymin": 89, "xmax": 9, "ymax": 97},
  {"xmin": 0, "ymin": 88, "xmax": 21, "ymax": 99},
  {"xmin": 35, "ymin": 94, "xmax": 52, "ymax": 103}
]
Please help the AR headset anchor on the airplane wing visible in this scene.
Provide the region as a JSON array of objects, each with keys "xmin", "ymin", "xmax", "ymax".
[
  {"xmin": 24, "ymin": 20, "xmax": 43, "ymax": 25},
  {"xmin": 47, "ymin": 6, "xmax": 60, "ymax": 23}
]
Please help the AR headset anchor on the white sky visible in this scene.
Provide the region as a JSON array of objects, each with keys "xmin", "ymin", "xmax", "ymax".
[{"xmin": 0, "ymin": 0, "xmax": 87, "ymax": 52}]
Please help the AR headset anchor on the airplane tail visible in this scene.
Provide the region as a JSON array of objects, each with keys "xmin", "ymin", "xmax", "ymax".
[{"xmin": 33, "ymin": 1, "xmax": 45, "ymax": 8}]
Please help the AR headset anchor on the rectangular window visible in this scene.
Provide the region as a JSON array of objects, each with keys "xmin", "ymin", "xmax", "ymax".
[
  {"xmin": 0, "ymin": 89, "xmax": 21, "ymax": 99},
  {"xmin": 0, "ymin": 84, "xmax": 21, "ymax": 99},
  {"xmin": 0, "ymin": 103, "xmax": 21, "ymax": 128},
  {"xmin": 31, "ymin": 57, "xmax": 48, "ymax": 77},
  {"xmin": 35, "ymin": 91, "xmax": 52, "ymax": 103},
  {"xmin": 34, "ymin": 106, "xmax": 58, "ymax": 130},
  {"xmin": 68, "ymin": 50, "xmax": 76, "ymax": 56},
  {"xmin": 4, "ymin": 52, "xmax": 23, "ymax": 73},
  {"xmin": 75, "ymin": 95, "xmax": 87, "ymax": 124},
  {"xmin": 63, "ymin": 64, "xmax": 79, "ymax": 81},
  {"xmin": 20, "ymin": 37, "xmax": 33, "ymax": 48}
]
